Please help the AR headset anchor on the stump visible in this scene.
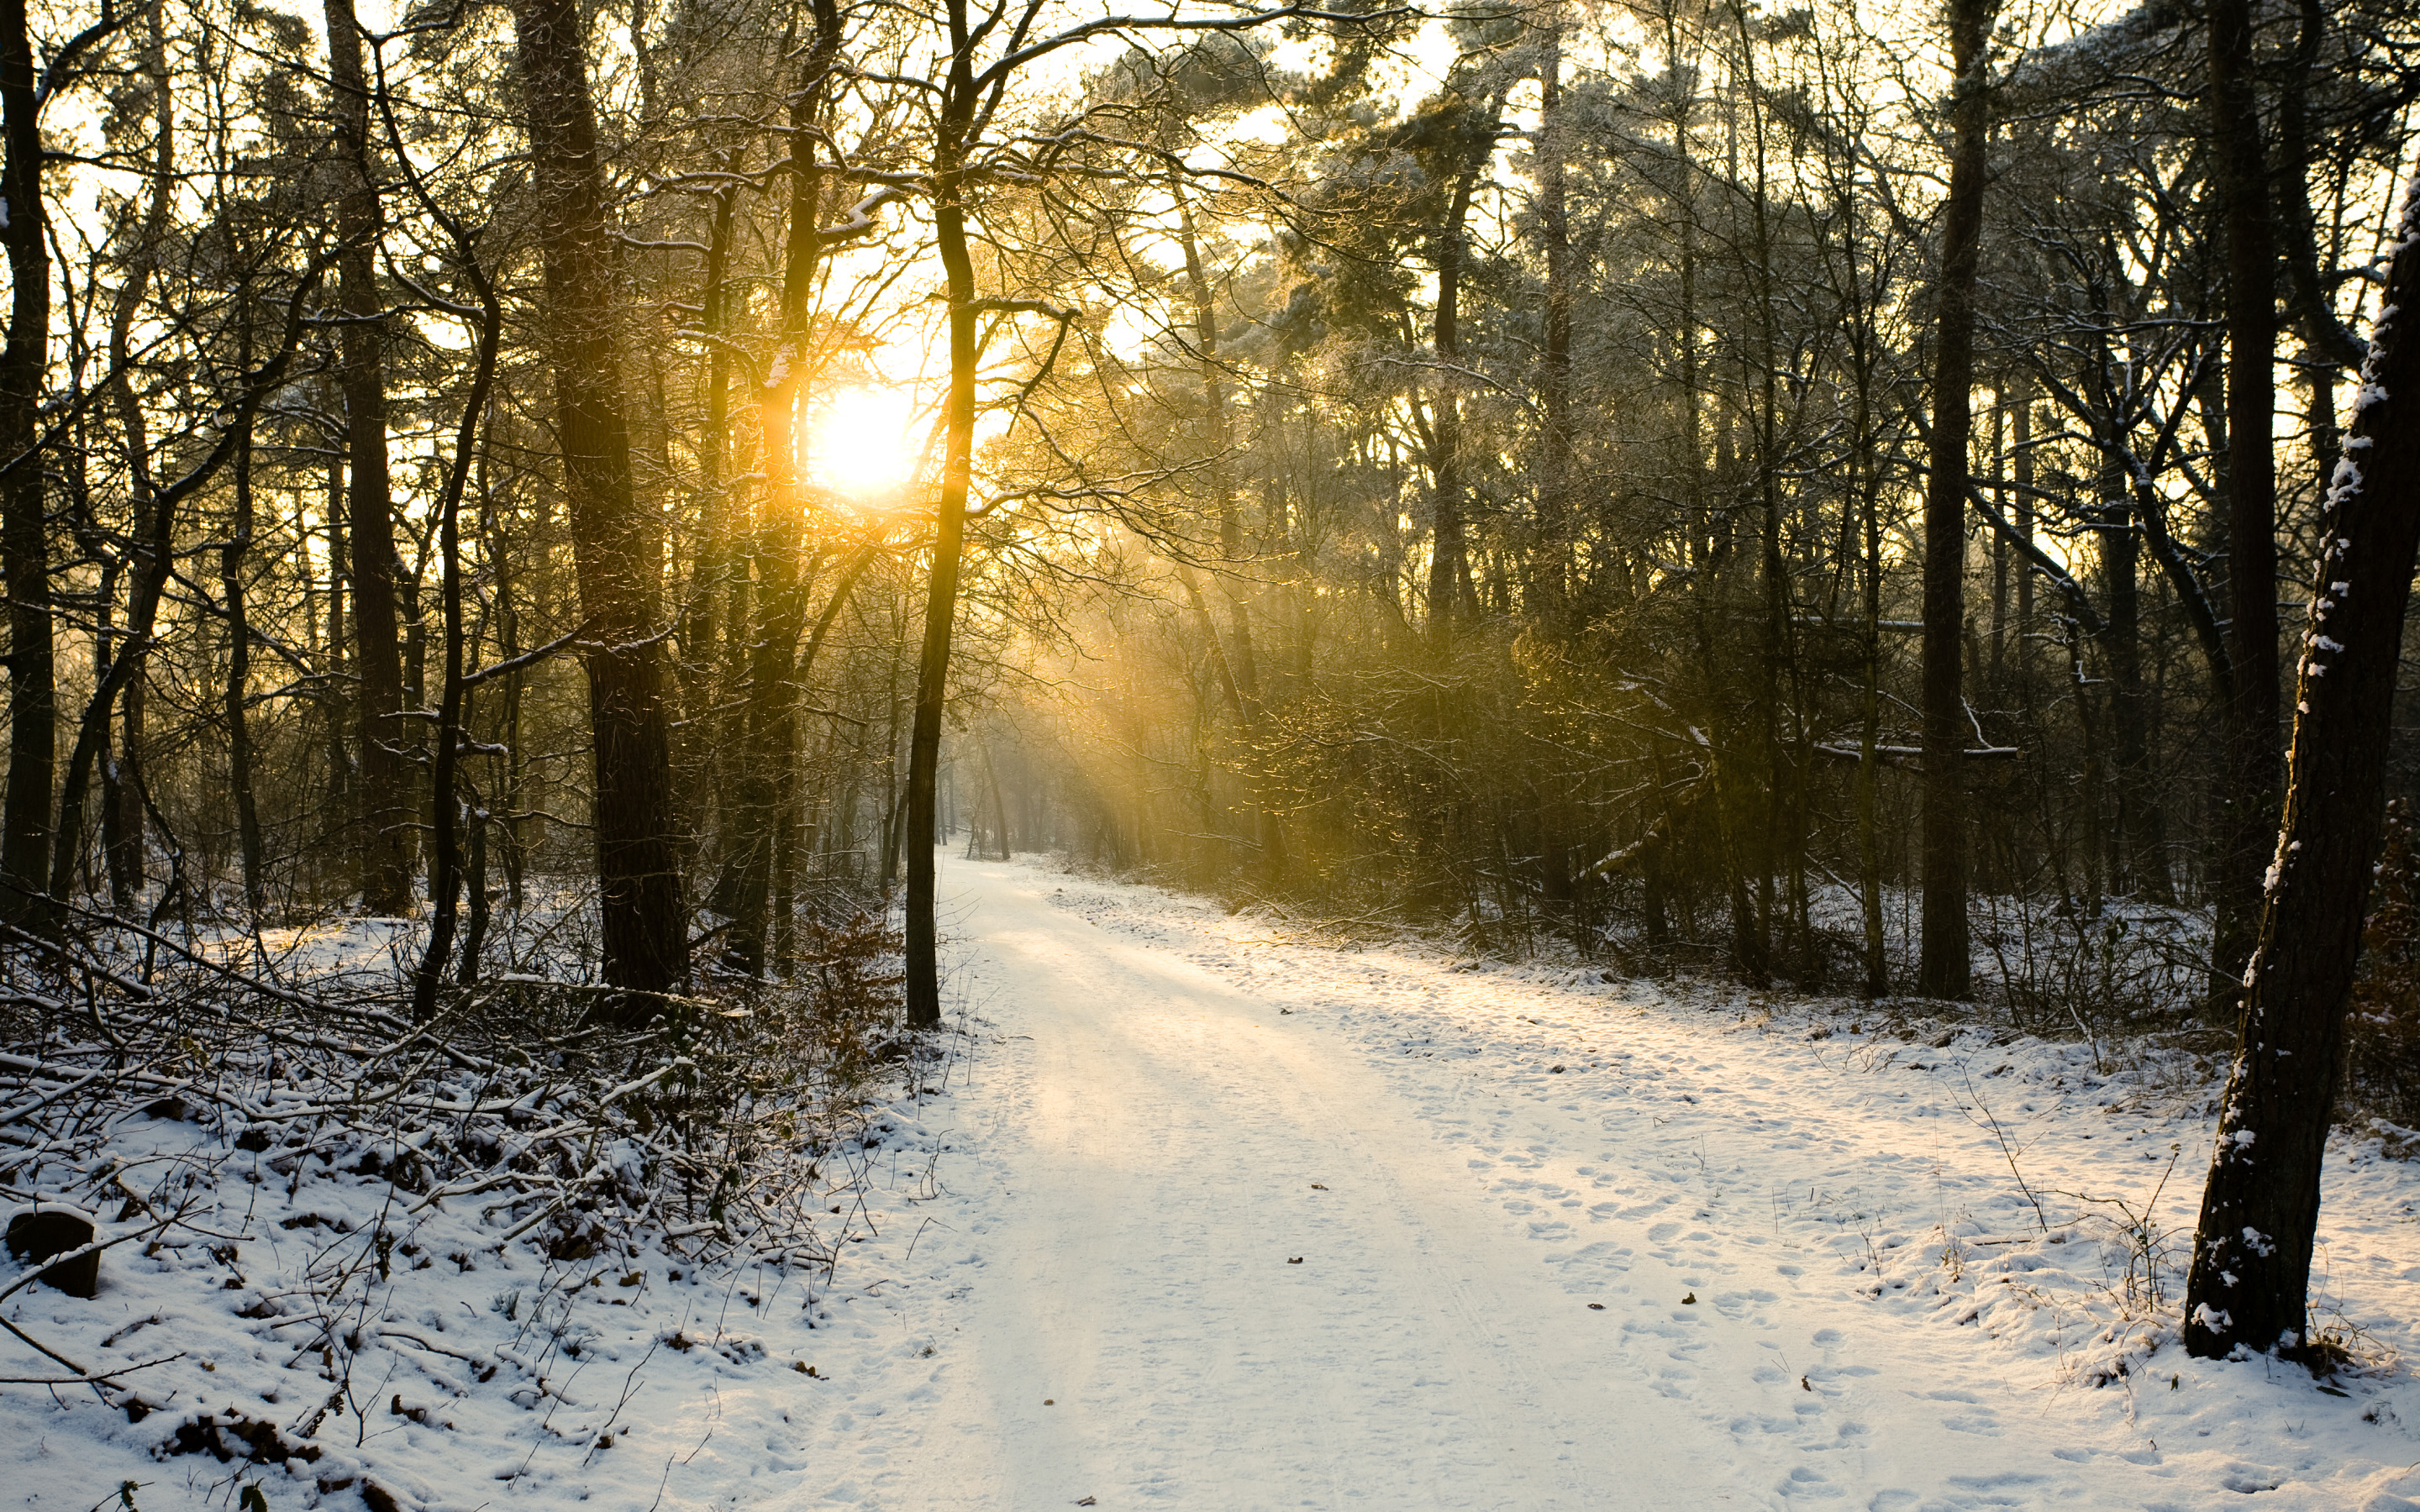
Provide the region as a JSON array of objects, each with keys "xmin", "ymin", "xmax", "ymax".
[{"xmin": 6, "ymin": 1208, "xmax": 99, "ymax": 1298}]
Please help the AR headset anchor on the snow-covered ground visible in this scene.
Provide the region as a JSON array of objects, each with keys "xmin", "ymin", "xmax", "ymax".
[{"xmin": 8, "ymin": 853, "xmax": 2419, "ymax": 1509}]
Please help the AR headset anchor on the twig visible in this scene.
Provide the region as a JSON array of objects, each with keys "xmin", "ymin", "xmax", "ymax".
[{"xmin": 1958, "ymin": 1062, "xmax": 2052, "ymax": 1233}]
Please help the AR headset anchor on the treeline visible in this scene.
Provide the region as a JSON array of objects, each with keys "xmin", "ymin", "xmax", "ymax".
[
  {"xmin": 1002, "ymin": 0, "xmax": 2420, "ymax": 1018},
  {"xmin": 0, "ymin": 0, "xmax": 1050, "ymax": 1011}
]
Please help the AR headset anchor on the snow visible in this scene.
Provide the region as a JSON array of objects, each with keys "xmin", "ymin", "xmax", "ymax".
[{"xmin": 8, "ymin": 853, "xmax": 2420, "ymax": 1509}]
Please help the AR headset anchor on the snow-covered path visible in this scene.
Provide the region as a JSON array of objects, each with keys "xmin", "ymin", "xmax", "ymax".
[
  {"xmin": 855, "ymin": 861, "xmax": 1745, "ymax": 1509},
  {"xmin": 804, "ymin": 857, "xmax": 2420, "ymax": 1511}
]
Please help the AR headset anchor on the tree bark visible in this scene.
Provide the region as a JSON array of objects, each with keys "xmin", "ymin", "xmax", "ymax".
[
  {"xmin": 2207, "ymin": 0, "xmax": 2283, "ymax": 1005},
  {"xmin": 1535, "ymin": 8, "xmax": 1572, "ymax": 623},
  {"xmin": 324, "ymin": 0, "xmax": 417, "ymax": 915},
  {"xmin": 905, "ymin": 62, "xmax": 981, "ymax": 1030},
  {"xmin": 2182, "ymin": 171, "xmax": 2420, "ymax": 1367},
  {"xmin": 224, "ymin": 329, "xmax": 266, "ymax": 917},
  {"xmin": 1424, "ymin": 131, "xmax": 1487, "ymax": 656},
  {"xmin": 2096, "ymin": 446, "xmax": 2173, "ymax": 902},
  {"xmin": 1916, "ymin": 0, "xmax": 1994, "ymax": 1000},
  {"xmin": 94, "ymin": 8, "xmax": 172, "ymax": 923},
  {"xmin": 509, "ymin": 0, "xmax": 687, "ymax": 1009},
  {"xmin": 0, "ymin": 0, "xmax": 50, "ymax": 930},
  {"xmin": 320, "ymin": 411, "xmax": 353, "ymax": 896},
  {"xmin": 103, "ymin": 680, "xmax": 141, "ymax": 912}
]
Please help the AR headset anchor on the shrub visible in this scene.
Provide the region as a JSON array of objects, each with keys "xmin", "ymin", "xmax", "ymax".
[{"xmin": 2348, "ymin": 800, "xmax": 2420, "ymax": 1126}]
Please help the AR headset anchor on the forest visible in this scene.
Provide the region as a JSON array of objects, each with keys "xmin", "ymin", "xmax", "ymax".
[{"xmin": 3, "ymin": 0, "xmax": 2420, "ymax": 1464}]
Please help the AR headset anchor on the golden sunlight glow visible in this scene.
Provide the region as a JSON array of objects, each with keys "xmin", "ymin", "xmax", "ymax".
[{"xmin": 804, "ymin": 384, "xmax": 926, "ymax": 498}]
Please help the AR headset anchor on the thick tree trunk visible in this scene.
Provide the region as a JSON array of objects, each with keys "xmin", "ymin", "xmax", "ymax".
[
  {"xmin": 0, "ymin": 0, "xmax": 51, "ymax": 930},
  {"xmin": 324, "ymin": 0, "xmax": 416, "ymax": 916},
  {"xmin": 2207, "ymin": 0, "xmax": 2283, "ymax": 1005},
  {"xmin": 2182, "ymin": 172, "xmax": 2420, "ymax": 1367},
  {"xmin": 1916, "ymin": 0, "xmax": 1994, "ymax": 1000},
  {"xmin": 509, "ymin": 0, "xmax": 687, "ymax": 1009}
]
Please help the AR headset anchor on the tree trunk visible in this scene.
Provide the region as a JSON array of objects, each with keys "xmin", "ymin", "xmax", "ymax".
[
  {"xmin": 509, "ymin": 0, "xmax": 687, "ymax": 1009},
  {"xmin": 321, "ymin": 426, "xmax": 353, "ymax": 898},
  {"xmin": 2182, "ymin": 172, "xmax": 2420, "ymax": 1367},
  {"xmin": 2097, "ymin": 448, "xmax": 2173, "ymax": 902},
  {"xmin": 1916, "ymin": 0, "xmax": 1994, "ymax": 1000},
  {"xmin": 1171, "ymin": 182, "xmax": 1283, "ymax": 875},
  {"xmin": 398, "ymin": 143, "xmax": 502, "ymax": 1018},
  {"xmin": 0, "ymin": 0, "xmax": 51, "ymax": 930},
  {"xmin": 1733, "ymin": 17, "xmax": 1800, "ymax": 976},
  {"xmin": 2207, "ymin": 0, "xmax": 2283, "ymax": 1005},
  {"xmin": 1854, "ymin": 335, "xmax": 1887, "ymax": 998},
  {"xmin": 103, "ymin": 680, "xmax": 143, "ymax": 912},
  {"xmin": 224, "ymin": 336, "xmax": 266, "ymax": 917},
  {"xmin": 725, "ymin": 0, "xmax": 845, "ymax": 977},
  {"xmin": 688, "ymin": 159, "xmax": 742, "ymax": 858},
  {"xmin": 94, "ymin": 9, "xmax": 173, "ymax": 924},
  {"xmin": 1536, "ymin": 8, "xmax": 1572, "ymax": 623},
  {"xmin": 1425, "ymin": 141, "xmax": 1486, "ymax": 656},
  {"xmin": 904, "ymin": 58, "xmax": 984, "ymax": 1029},
  {"xmin": 324, "ymin": 0, "xmax": 417, "ymax": 916},
  {"xmin": 729, "ymin": 536, "xmax": 810, "ymax": 977}
]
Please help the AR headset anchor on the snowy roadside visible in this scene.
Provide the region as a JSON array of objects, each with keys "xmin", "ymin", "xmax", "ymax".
[{"xmin": 0, "ymin": 944, "xmax": 969, "ymax": 1512}]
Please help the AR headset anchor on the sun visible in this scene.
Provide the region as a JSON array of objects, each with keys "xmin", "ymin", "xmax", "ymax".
[{"xmin": 803, "ymin": 385, "xmax": 925, "ymax": 498}]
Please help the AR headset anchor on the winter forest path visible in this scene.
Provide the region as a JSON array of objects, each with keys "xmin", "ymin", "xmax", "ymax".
[
  {"xmin": 798, "ymin": 856, "xmax": 2419, "ymax": 1511},
  {"xmin": 862, "ymin": 856, "xmax": 1748, "ymax": 1509}
]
